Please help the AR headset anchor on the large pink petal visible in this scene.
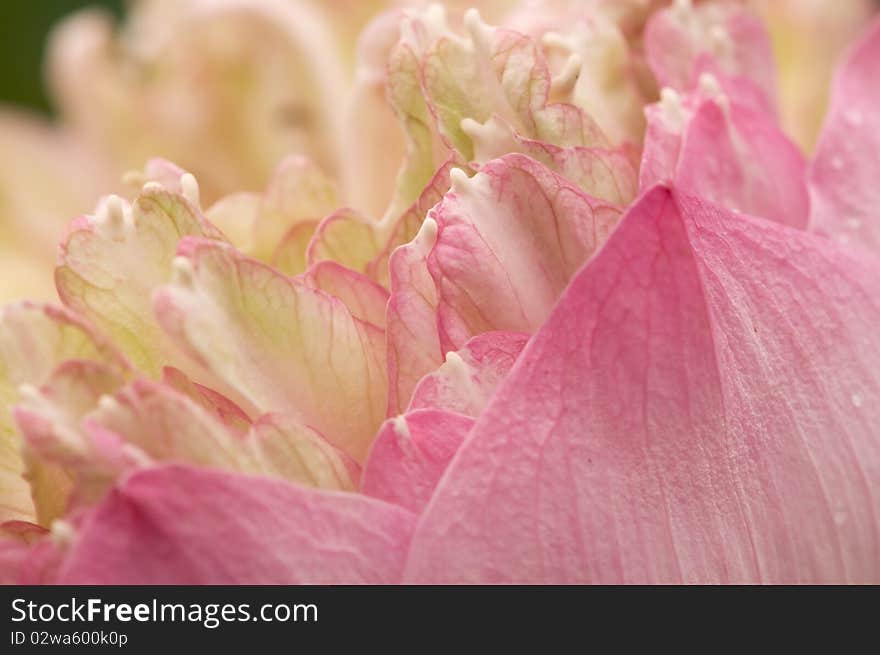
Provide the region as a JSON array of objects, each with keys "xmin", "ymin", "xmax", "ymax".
[
  {"xmin": 809, "ymin": 17, "xmax": 880, "ymax": 252},
  {"xmin": 405, "ymin": 186, "xmax": 880, "ymax": 584},
  {"xmin": 56, "ymin": 464, "xmax": 415, "ymax": 584}
]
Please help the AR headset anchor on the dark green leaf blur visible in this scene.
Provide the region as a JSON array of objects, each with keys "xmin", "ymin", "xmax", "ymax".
[{"xmin": 0, "ymin": 1, "xmax": 124, "ymax": 115}]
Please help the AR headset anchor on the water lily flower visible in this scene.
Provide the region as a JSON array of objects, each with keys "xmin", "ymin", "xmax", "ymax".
[{"xmin": 1, "ymin": 1, "xmax": 879, "ymax": 584}]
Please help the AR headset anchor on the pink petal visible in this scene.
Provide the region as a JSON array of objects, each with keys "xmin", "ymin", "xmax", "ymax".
[
  {"xmin": 361, "ymin": 409, "xmax": 472, "ymax": 513},
  {"xmin": 301, "ymin": 261, "xmax": 389, "ymax": 329},
  {"xmin": 55, "ymin": 184, "xmax": 226, "ymax": 376},
  {"xmin": 416, "ymin": 9, "xmax": 606, "ymax": 162},
  {"xmin": 161, "ymin": 366, "xmax": 252, "ymax": 437},
  {"xmin": 386, "ymin": 155, "xmax": 619, "ymax": 412},
  {"xmin": 0, "ymin": 521, "xmax": 48, "ymax": 585},
  {"xmin": 463, "ymin": 115, "xmax": 639, "ymax": 206},
  {"xmin": 405, "ymin": 186, "xmax": 880, "ymax": 584},
  {"xmin": 0, "ymin": 302, "xmax": 128, "ymax": 523},
  {"xmin": 56, "ymin": 464, "xmax": 415, "ymax": 584},
  {"xmin": 408, "ymin": 331, "xmax": 529, "ymax": 417},
  {"xmin": 644, "ymin": 1, "xmax": 777, "ymax": 116},
  {"xmin": 809, "ymin": 17, "xmax": 880, "ymax": 252},
  {"xmin": 642, "ymin": 86, "xmax": 809, "ymax": 229},
  {"xmin": 2, "ymin": 521, "xmax": 60, "ymax": 585},
  {"xmin": 386, "ymin": 219, "xmax": 442, "ymax": 415},
  {"xmin": 251, "ymin": 155, "xmax": 337, "ymax": 264},
  {"xmin": 427, "ymin": 155, "xmax": 619, "ymax": 352},
  {"xmin": 305, "ymin": 160, "xmax": 455, "ymax": 288}
]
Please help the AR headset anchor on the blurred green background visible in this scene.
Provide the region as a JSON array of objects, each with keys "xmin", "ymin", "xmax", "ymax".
[{"xmin": 0, "ymin": 1, "xmax": 124, "ymax": 115}]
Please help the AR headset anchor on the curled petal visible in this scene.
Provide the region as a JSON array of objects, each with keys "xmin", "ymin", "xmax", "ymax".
[
  {"xmin": 13, "ymin": 360, "xmax": 126, "ymax": 523},
  {"xmin": 302, "ymin": 261, "xmax": 389, "ymax": 329},
  {"xmin": 306, "ymin": 159, "xmax": 455, "ymax": 287},
  {"xmin": 305, "ymin": 209, "xmax": 382, "ymax": 277},
  {"xmin": 387, "ymin": 155, "xmax": 619, "ymax": 412},
  {"xmin": 17, "ymin": 366, "xmax": 355, "ymax": 508},
  {"xmin": 154, "ymin": 238, "xmax": 387, "ymax": 462},
  {"xmin": 535, "ymin": 12, "xmax": 649, "ymax": 145},
  {"xmin": 161, "ymin": 366, "xmax": 252, "ymax": 437},
  {"xmin": 408, "ymin": 331, "xmax": 529, "ymax": 417},
  {"xmin": 386, "ymin": 219, "xmax": 441, "ymax": 416},
  {"xmin": 250, "ymin": 155, "xmax": 337, "ymax": 264},
  {"xmin": 645, "ymin": 0, "xmax": 777, "ymax": 115},
  {"xmin": 362, "ymin": 409, "xmax": 472, "ymax": 513},
  {"xmin": 463, "ymin": 115, "xmax": 639, "ymax": 205},
  {"xmin": 417, "ymin": 8, "xmax": 607, "ymax": 162},
  {"xmin": 342, "ymin": 10, "xmax": 432, "ymax": 219},
  {"xmin": 405, "ymin": 187, "xmax": 880, "ymax": 583},
  {"xmin": 272, "ymin": 220, "xmax": 321, "ymax": 278},
  {"xmin": 250, "ymin": 413, "xmax": 358, "ymax": 491},
  {"xmin": 93, "ymin": 379, "xmax": 355, "ymax": 491},
  {"xmin": 0, "ymin": 302, "xmax": 127, "ymax": 522},
  {"xmin": 56, "ymin": 184, "xmax": 226, "ymax": 375},
  {"xmin": 641, "ymin": 82, "xmax": 809, "ymax": 228},
  {"xmin": 429, "ymin": 155, "xmax": 619, "ymax": 351}
]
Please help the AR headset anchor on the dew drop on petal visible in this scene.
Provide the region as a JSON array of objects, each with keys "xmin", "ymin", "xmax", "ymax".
[
  {"xmin": 830, "ymin": 156, "xmax": 844, "ymax": 171},
  {"xmin": 851, "ymin": 392, "xmax": 863, "ymax": 408}
]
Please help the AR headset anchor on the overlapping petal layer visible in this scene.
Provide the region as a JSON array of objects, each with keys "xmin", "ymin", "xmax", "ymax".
[
  {"xmin": 387, "ymin": 154, "xmax": 620, "ymax": 411},
  {"xmin": 405, "ymin": 187, "xmax": 880, "ymax": 583},
  {"xmin": 53, "ymin": 465, "xmax": 415, "ymax": 584},
  {"xmin": 645, "ymin": 0, "xmax": 777, "ymax": 115},
  {"xmin": 641, "ymin": 81, "xmax": 809, "ymax": 228},
  {"xmin": 408, "ymin": 331, "xmax": 528, "ymax": 416},
  {"xmin": 362, "ymin": 409, "xmax": 472, "ymax": 513},
  {"xmin": 56, "ymin": 185, "xmax": 225, "ymax": 376},
  {"xmin": 0, "ymin": 303, "xmax": 128, "ymax": 523},
  {"xmin": 154, "ymin": 238, "xmax": 387, "ymax": 462},
  {"xmin": 1, "ymin": 0, "xmax": 879, "ymax": 587}
]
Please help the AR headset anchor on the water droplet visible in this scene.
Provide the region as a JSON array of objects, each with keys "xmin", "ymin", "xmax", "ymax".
[
  {"xmin": 834, "ymin": 510, "xmax": 848, "ymax": 526},
  {"xmin": 851, "ymin": 393, "xmax": 863, "ymax": 408},
  {"xmin": 830, "ymin": 156, "xmax": 844, "ymax": 171},
  {"xmin": 844, "ymin": 109, "xmax": 864, "ymax": 126}
]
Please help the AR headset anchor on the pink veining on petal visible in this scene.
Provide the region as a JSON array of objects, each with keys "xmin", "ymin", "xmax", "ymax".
[{"xmin": 405, "ymin": 186, "xmax": 880, "ymax": 584}]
